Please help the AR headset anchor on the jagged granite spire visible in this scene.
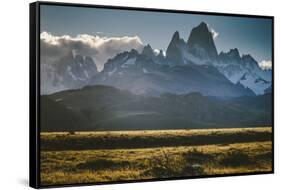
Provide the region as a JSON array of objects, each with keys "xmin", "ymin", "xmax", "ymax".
[
  {"xmin": 187, "ymin": 22, "xmax": 218, "ymax": 60},
  {"xmin": 171, "ymin": 31, "xmax": 180, "ymax": 42},
  {"xmin": 141, "ymin": 44, "xmax": 155, "ymax": 58},
  {"xmin": 166, "ymin": 31, "xmax": 187, "ymax": 65},
  {"xmin": 218, "ymin": 48, "xmax": 242, "ymax": 64}
]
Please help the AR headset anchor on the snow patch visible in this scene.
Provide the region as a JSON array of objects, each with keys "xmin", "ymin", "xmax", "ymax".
[
  {"xmin": 108, "ymin": 67, "xmax": 117, "ymax": 76},
  {"xmin": 143, "ymin": 68, "xmax": 149, "ymax": 73},
  {"xmin": 84, "ymin": 70, "xmax": 89, "ymax": 78},
  {"xmin": 121, "ymin": 57, "xmax": 136, "ymax": 68},
  {"xmin": 67, "ymin": 66, "xmax": 77, "ymax": 81},
  {"xmin": 238, "ymin": 72, "xmax": 271, "ymax": 95}
]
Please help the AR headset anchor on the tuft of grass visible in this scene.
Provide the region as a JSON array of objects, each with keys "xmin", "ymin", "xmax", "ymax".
[
  {"xmin": 145, "ymin": 150, "xmax": 205, "ymax": 178},
  {"xmin": 77, "ymin": 159, "xmax": 130, "ymax": 171},
  {"xmin": 68, "ymin": 131, "xmax": 76, "ymax": 135},
  {"xmin": 183, "ymin": 148, "xmax": 214, "ymax": 164},
  {"xmin": 219, "ymin": 150, "xmax": 255, "ymax": 167}
]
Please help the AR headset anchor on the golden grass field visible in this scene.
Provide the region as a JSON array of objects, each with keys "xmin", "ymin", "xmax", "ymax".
[{"xmin": 40, "ymin": 127, "xmax": 272, "ymax": 186}]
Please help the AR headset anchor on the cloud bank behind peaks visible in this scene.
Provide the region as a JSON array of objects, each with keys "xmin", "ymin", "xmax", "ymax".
[
  {"xmin": 40, "ymin": 32, "xmax": 144, "ymax": 71},
  {"xmin": 258, "ymin": 60, "xmax": 272, "ymax": 70}
]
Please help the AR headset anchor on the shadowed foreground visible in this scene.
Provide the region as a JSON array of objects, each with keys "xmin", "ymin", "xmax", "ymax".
[{"xmin": 40, "ymin": 127, "xmax": 272, "ymax": 186}]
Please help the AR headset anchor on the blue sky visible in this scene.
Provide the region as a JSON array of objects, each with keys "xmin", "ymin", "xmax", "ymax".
[{"xmin": 40, "ymin": 5, "xmax": 272, "ymax": 62}]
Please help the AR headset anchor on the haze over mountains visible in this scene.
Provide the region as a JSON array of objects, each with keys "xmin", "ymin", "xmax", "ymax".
[
  {"xmin": 40, "ymin": 21, "xmax": 272, "ymax": 131},
  {"xmin": 41, "ymin": 85, "xmax": 272, "ymax": 132},
  {"xmin": 41, "ymin": 22, "xmax": 272, "ymax": 96}
]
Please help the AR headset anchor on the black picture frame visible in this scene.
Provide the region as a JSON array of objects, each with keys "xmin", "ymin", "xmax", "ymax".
[{"xmin": 30, "ymin": 1, "xmax": 274, "ymax": 188}]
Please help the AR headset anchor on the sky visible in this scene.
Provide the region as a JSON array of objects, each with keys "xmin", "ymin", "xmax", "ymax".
[{"xmin": 40, "ymin": 4, "xmax": 272, "ymax": 64}]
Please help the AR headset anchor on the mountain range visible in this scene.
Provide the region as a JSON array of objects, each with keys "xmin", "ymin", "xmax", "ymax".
[
  {"xmin": 40, "ymin": 21, "xmax": 272, "ymax": 132},
  {"xmin": 41, "ymin": 85, "xmax": 272, "ymax": 132},
  {"xmin": 41, "ymin": 22, "xmax": 272, "ymax": 97}
]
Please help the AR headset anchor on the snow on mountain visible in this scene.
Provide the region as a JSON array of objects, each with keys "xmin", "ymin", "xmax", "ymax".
[
  {"xmin": 40, "ymin": 51, "xmax": 98, "ymax": 94},
  {"xmin": 89, "ymin": 41, "xmax": 255, "ymax": 97},
  {"xmin": 41, "ymin": 21, "xmax": 272, "ymax": 96},
  {"xmin": 238, "ymin": 73, "xmax": 271, "ymax": 95},
  {"xmin": 100, "ymin": 45, "xmax": 164, "ymax": 78},
  {"xmin": 121, "ymin": 57, "xmax": 137, "ymax": 68},
  {"xmin": 216, "ymin": 49, "xmax": 271, "ymax": 95},
  {"xmin": 164, "ymin": 22, "xmax": 271, "ymax": 95},
  {"xmin": 165, "ymin": 22, "xmax": 219, "ymax": 66}
]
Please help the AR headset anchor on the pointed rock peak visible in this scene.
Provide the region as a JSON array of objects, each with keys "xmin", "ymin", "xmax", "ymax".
[
  {"xmin": 187, "ymin": 21, "xmax": 218, "ymax": 59},
  {"xmin": 143, "ymin": 44, "xmax": 153, "ymax": 51},
  {"xmin": 188, "ymin": 22, "xmax": 212, "ymax": 41},
  {"xmin": 242, "ymin": 54, "xmax": 256, "ymax": 62},
  {"xmin": 157, "ymin": 49, "xmax": 165, "ymax": 60},
  {"xmin": 169, "ymin": 31, "xmax": 186, "ymax": 46},
  {"xmin": 142, "ymin": 44, "xmax": 155, "ymax": 57},
  {"xmin": 228, "ymin": 48, "xmax": 240, "ymax": 58},
  {"xmin": 197, "ymin": 22, "xmax": 209, "ymax": 30},
  {"xmin": 230, "ymin": 48, "xmax": 239, "ymax": 53},
  {"xmin": 218, "ymin": 48, "xmax": 241, "ymax": 63},
  {"xmin": 159, "ymin": 50, "xmax": 164, "ymax": 56},
  {"xmin": 165, "ymin": 31, "xmax": 187, "ymax": 65},
  {"xmin": 242, "ymin": 54, "xmax": 252, "ymax": 59},
  {"xmin": 146, "ymin": 44, "xmax": 152, "ymax": 48},
  {"xmin": 241, "ymin": 54, "xmax": 259, "ymax": 69},
  {"xmin": 171, "ymin": 31, "xmax": 180, "ymax": 42},
  {"xmin": 129, "ymin": 48, "xmax": 139, "ymax": 55}
]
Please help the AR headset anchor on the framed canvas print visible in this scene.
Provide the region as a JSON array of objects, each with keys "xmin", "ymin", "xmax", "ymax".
[{"xmin": 29, "ymin": 1, "xmax": 274, "ymax": 188}]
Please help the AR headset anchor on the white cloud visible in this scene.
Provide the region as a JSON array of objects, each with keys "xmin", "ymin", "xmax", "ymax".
[
  {"xmin": 153, "ymin": 48, "xmax": 160, "ymax": 55},
  {"xmin": 258, "ymin": 60, "xmax": 272, "ymax": 70},
  {"xmin": 206, "ymin": 23, "xmax": 219, "ymax": 40},
  {"xmin": 210, "ymin": 28, "xmax": 219, "ymax": 40},
  {"xmin": 95, "ymin": 32, "xmax": 104, "ymax": 35},
  {"xmin": 40, "ymin": 32, "xmax": 144, "ymax": 71},
  {"xmin": 153, "ymin": 48, "xmax": 166, "ymax": 57}
]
